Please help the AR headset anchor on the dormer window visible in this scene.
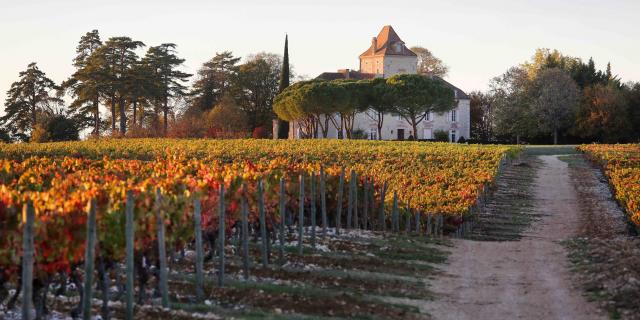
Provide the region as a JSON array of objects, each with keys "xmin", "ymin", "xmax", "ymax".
[{"xmin": 393, "ymin": 42, "xmax": 402, "ymax": 53}]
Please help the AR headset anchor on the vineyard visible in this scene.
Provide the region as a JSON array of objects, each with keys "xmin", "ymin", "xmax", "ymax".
[
  {"xmin": 0, "ymin": 139, "xmax": 518, "ymax": 319},
  {"xmin": 579, "ymin": 144, "xmax": 640, "ymax": 227}
]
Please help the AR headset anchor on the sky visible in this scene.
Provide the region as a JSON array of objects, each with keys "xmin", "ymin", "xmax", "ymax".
[{"xmin": 1, "ymin": 0, "xmax": 639, "ymax": 109}]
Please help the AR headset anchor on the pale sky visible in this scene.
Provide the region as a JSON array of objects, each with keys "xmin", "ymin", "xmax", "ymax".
[{"xmin": 1, "ymin": 0, "xmax": 639, "ymax": 109}]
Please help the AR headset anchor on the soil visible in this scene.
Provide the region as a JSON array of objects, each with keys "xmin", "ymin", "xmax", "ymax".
[
  {"xmin": 1, "ymin": 230, "xmax": 444, "ymax": 319},
  {"xmin": 563, "ymin": 154, "xmax": 640, "ymax": 319},
  {"xmin": 423, "ymin": 155, "xmax": 607, "ymax": 320}
]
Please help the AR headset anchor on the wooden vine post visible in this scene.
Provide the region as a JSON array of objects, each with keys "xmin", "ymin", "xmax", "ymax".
[
  {"xmin": 218, "ymin": 184, "xmax": 225, "ymax": 287},
  {"xmin": 353, "ymin": 171, "xmax": 359, "ymax": 229},
  {"xmin": 258, "ymin": 180, "xmax": 268, "ymax": 267},
  {"xmin": 125, "ymin": 191, "xmax": 136, "ymax": 319},
  {"xmin": 369, "ymin": 180, "xmax": 375, "ymax": 230},
  {"xmin": 298, "ymin": 174, "xmax": 305, "ymax": 255},
  {"xmin": 346, "ymin": 170, "xmax": 355, "ymax": 230},
  {"xmin": 335, "ymin": 168, "xmax": 345, "ymax": 235},
  {"xmin": 379, "ymin": 182, "xmax": 388, "ymax": 232},
  {"xmin": 241, "ymin": 184, "xmax": 250, "ymax": 279},
  {"xmin": 310, "ymin": 173, "xmax": 317, "ymax": 250},
  {"xmin": 405, "ymin": 208, "xmax": 411, "ymax": 233},
  {"xmin": 82, "ymin": 199, "xmax": 98, "ymax": 320},
  {"xmin": 392, "ymin": 191, "xmax": 399, "ymax": 232},
  {"xmin": 155, "ymin": 188, "xmax": 170, "ymax": 308},
  {"xmin": 21, "ymin": 201, "xmax": 35, "ymax": 320},
  {"xmin": 320, "ymin": 167, "xmax": 328, "ymax": 238},
  {"xmin": 278, "ymin": 177, "xmax": 286, "ymax": 264},
  {"xmin": 363, "ymin": 177, "xmax": 368, "ymax": 230},
  {"xmin": 193, "ymin": 198, "xmax": 205, "ymax": 302},
  {"xmin": 405, "ymin": 200, "xmax": 411, "ymax": 233}
]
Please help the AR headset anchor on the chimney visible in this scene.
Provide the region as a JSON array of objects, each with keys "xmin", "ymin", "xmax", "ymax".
[
  {"xmin": 338, "ymin": 69, "xmax": 351, "ymax": 79},
  {"xmin": 371, "ymin": 37, "xmax": 377, "ymax": 52}
]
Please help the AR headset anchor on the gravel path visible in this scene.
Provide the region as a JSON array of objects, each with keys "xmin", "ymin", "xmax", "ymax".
[{"xmin": 423, "ymin": 155, "xmax": 606, "ymax": 320}]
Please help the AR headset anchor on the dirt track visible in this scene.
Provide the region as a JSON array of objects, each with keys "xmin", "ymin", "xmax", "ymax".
[{"xmin": 423, "ymin": 155, "xmax": 606, "ymax": 320}]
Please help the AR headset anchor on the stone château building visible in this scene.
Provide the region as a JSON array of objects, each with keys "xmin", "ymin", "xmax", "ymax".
[{"xmin": 289, "ymin": 25, "xmax": 470, "ymax": 141}]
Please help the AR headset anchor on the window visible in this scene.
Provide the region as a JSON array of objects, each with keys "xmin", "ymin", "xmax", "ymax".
[
  {"xmin": 450, "ymin": 109, "xmax": 457, "ymax": 122},
  {"xmin": 369, "ymin": 128, "xmax": 377, "ymax": 140},
  {"xmin": 450, "ymin": 130, "xmax": 457, "ymax": 142},
  {"xmin": 394, "ymin": 42, "xmax": 402, "ymax": 53},
  {"xmin": 425, "ymin": 112, "xmax": 432, "ymax": 121}
]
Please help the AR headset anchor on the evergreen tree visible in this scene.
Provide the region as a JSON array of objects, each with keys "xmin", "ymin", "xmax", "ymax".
[
  {"xmin": 366, "ymin": 78, "xmax": 396, "ymax": 140},
  {"xmin": 73, "ymin": 30, "xmax": 103, "ymax": 69},
  {"xmin": 1, "ymin": 63, "xmax": 62, "ymax": 141},
  {"xmin": 188, "ymin": 51, "xmax": 240, "ymax": 113},
  {"xmin": 99, "ymin": 37, "xmax": 145, "ymax": 134},
  {"xmin": 387, "ymin": 74, "xmax": 455, "ymax": 140},
  {"xmin": 44, "ymin": 114, "xmax": 80, "ymax": 142},
  {"xmin": 125, "ymin": 60, "xmax": 153, "ymax": 128},
  {"xmin": 277, "ymin": 35, "xmax": 290, "ymax": 139},
  {"xmin": 63, "ymin": 30, "xmax": 104, "ymax": 136},
  {"xmin": 143, "ymin": 43, "xmax": 191, "ymax": 135},
  {"xmin": 232, "ymin": 52, "xmax": 281, "ymax": 133}
]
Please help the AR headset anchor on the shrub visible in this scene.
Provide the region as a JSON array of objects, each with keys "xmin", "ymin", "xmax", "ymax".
[
  {"xmin": 46, "ymin": 115, "xmax": 79, "ymax": 142},
  {"xmin": 30, "ymin": 124, "xmax": 50, "ymax": 143},
  {"xmin": 433, "ymin": 129, "xmax": 449, "ymax": 142},
  {"xmin": 252, "ymin": 126, "xmax": 268, "ymax": 139},
  {"xmin": 351, "ymin": 128, "xmax": 368, "ymax": 140},
  {"xmin": 30, "ymin": 115, "xmax": 79, "ymax": 143}
]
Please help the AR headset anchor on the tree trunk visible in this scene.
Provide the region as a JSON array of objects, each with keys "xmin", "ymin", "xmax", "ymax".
[
  {"xmin": 516, "ymin": 134, "xmax": 520, "ymax": 145},
  {"xmin": 93, "ymin": 96, "xmax": 100, "ymax": 137},
  {"xmin": 377, "ymin": 112, "xmax": 384, "ymax": 140},
  {"xmin": 411, "ymin": 120, "xmax": 418, "ymax": 142},
  {"xmin": 132, "ymin": 100, "xmax": 137, "ymax": 127},
  {"xmin": 163, "ymin": 97, "xmax": 168, "ymax": 137},
  {"xmin": 277, "ymin": 120, "xmax": 289, "ymax": 139},
  {"xmin": 31, "ymin": 103, "xmax": 37, "ymax": 129},
  {"xmin": 139, "ymin": 103, "xmax": 144, "ymax": 127},
  {"xmin": 320, "ymin": 115, "xmax": 330, "ymax": 138},
  {"xmin": 119, "ymin": 98, "xmax": 126, "ymax": 135},
  {"xmin": 553, "ymin": 129, "xmax": 558, "ymax": 145},
  {"xmin": 110, "ymin": 96, "xmax": 116, "ymax": 132}
]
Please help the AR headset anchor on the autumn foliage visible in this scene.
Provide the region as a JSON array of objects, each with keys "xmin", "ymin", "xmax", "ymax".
[{"xmin": 0, "ymin": 139, "xmax": 518, "ymax": 280}]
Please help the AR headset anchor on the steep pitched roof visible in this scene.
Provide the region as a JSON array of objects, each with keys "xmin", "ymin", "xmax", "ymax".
[
  {"xmin": 435, "ymin": 76, "xmax": 470, "ymax": 100},
  {"xmin": 359, "ymin": 25, "xmax": 417, "ymax": 58},
  {"xmin": 316, "ymin": 69, "xmax": 377, "ymax": 81}
]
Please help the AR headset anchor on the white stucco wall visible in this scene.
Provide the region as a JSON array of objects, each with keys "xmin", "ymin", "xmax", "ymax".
[
  {"xmin": 313, "ymin": 99, "xmax": 471, "ymax": 142},
  {"xmin": 360, "ymin": 56, "xmax": 384, "ymax": 75},
  {"xmin": 382, "ymin": 56, "xmax": 418, "ymax": 78},
  {"xmin": 287, "ymin": 31, "xmax": 469, "ymax": 142}
]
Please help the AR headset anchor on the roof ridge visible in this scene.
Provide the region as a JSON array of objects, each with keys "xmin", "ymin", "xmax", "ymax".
[{"xmin": 359, "ymin": 25, "xmax": 416, "ymax": 58}]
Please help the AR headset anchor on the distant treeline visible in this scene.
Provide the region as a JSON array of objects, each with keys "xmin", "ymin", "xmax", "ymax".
[
  {"xmin": 0, "ymin": 30, "xmax": 288, "ymax": 142},
  {"xmin": 470, "ymin": 49, "xmax": 640, "ymax": 144}
]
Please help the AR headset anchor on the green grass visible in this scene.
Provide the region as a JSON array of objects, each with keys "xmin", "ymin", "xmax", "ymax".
[
  {"xmin": 557, "ymin": 154, "xmax": 587, "ymax": 167},
  {"xmin": 524, "ymin": 145, "xmax": 579, "ymax": 155},
  {"xmin": 372, "ymin": 236, "xmax": 448, "ymax": 263},
  {"xmin": 170, "ymin": 301, "xmax": 342, "ymax": 320}
]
